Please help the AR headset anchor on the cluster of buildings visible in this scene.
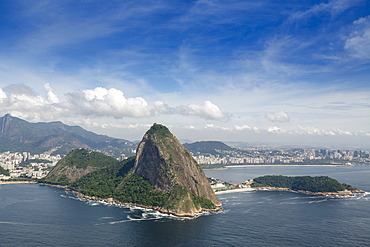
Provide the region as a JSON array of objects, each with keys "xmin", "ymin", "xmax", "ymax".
[
  {"xmin": 193, "ymin": 148, "xmax": 370, "ymax": 165},
  {"xmin": 0, "ymin": 151, "xmax": 62, "ymax": 180},
  {"xmin": 209, "ymin": 177, "xmax": 254, "ymax": 192},
  {"xmin": 0, "ymin": 150, "xmax": 129, "ymax": 181}
]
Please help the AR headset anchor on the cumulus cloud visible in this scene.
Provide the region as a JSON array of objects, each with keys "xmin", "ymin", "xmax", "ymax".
[
  {"xmin": 44, "ymin": 83, "xmax": 59, "ymax": 104},
  {"xmin": 0, "ymin": 83, "xmax": 63, "ymax": 121},
  {"xmin": 295, "ymin": 126, "xmax": 362, "ymax": 136},
  {"xmin": 182, "ymin": 125, "xmax": 196, "ymax": 130},
  {"xmin": 0, "ymin": 89, "xmax": 6, "ymax": 102},
  {"xmin": 3, "ymin": 83, "xmax": 37, "ymax": 96},
  {"xmin": 234, "ymin": 125, "xmax": 251, "ymax": 131},
  {"xmin": 344, "ymin": 15, "xmax": 370, "ymax": 59},
  {"xmin": 0, "ymin": 84, "xmax": 227, "ymax": 122},
  {"xmin": 267, "ymin": 126, "xmax": 287, "ymax": 133},
  {"xmin": 67, "ymin": 87, "xmax": 152, "ymax": 118},
  {"xmin": 204, "ymin": 124, "xmax": 230, "ymax": 131},
  {"xmin": 265, "ymin": 111, "xmax": 290, "ymax": 122},
  {"xmin": 176, "ymin": 100, "xmax": 225, "ymax": 120}
]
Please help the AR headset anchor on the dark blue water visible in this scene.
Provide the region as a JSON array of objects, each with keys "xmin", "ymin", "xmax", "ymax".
[{"xmin": 1, "ymin": 165, "xmax": 369, "ymax": 246}]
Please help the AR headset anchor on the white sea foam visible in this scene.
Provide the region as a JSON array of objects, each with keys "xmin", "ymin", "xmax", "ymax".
[{"xmin": 61, "ymin": 190, "xmax": 220, "ymax": 222}]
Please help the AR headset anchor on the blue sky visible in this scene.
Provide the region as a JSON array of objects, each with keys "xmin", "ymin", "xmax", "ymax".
[{"xmin": 0, "ymin": 0, "xmax": 369, "ymax": 148}]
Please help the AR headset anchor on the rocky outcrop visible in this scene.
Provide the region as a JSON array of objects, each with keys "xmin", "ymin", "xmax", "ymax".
[{"xmin": 133, "ymin": 124, "xmax": 221, "ymax": 216}]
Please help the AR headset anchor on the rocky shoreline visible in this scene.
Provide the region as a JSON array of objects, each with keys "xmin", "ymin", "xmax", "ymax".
[
  {"xmin": 255, "ymin": 186, "xmax": 365, "ymax": 196},
  {"xmin": 67, "ymin": 188, "xmax": 222, "ymax": 217}
]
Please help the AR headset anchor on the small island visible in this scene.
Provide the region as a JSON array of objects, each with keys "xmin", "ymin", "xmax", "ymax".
[{"xmin": 250, "ymin": 175, "xmax": 364, "ymax": 196}]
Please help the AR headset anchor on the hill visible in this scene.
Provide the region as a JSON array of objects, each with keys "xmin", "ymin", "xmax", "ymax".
[
  {"xmin": 251, "ymin": 175, "xmax": 362, "ymax": 193},
  {"xmin": 0, "ymin": 114, "xmax": 135, "ymax": 157},
  {"xmin": 132, "ymin": 124, "xmax": 221, "ymax": 215},
  {"xmin": 43, "ymin": 124, "xmax": 222, "ymax": 217},
  {"xmin": 183, "ymin": 141, "xmax": 233, "ymax": 155},
  {"xmin": 42, "ymin": 148, "xmax": 120, "ymax": 185}
]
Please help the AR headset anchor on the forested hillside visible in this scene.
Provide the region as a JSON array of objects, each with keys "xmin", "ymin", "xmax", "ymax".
[{"xmin": 251, "ymin": 175, "xmax": 360, "ymax": 192}]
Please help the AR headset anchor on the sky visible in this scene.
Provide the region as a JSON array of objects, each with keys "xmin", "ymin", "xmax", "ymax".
[{"xmin": 0, "ymin": 0, "xmax": 369, "ymax": 148}]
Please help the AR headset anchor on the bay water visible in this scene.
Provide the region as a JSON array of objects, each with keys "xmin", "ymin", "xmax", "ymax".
[{"xmin": 0, "ymin": 165, "xmax": 369, "ymax": 246}]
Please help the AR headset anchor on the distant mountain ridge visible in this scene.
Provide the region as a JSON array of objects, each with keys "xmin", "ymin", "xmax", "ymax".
[
  {"xmin": 0, "ymin": 114, "xmax": 135, "ymax": 157},
  {"xmin": 183, "ymin": 141, "xmax": 233, "ymax": 155}
]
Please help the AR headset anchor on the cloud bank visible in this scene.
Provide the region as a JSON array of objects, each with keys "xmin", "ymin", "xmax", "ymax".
[{"xmin": 0, "ymin": 84, "xmax": 227, "ymax": 121}]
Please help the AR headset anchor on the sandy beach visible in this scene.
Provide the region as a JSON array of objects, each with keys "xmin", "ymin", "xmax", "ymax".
[
  {"xmin": 215, "ymin": 188, "xmax": 256, "ymax": 194},
  {"xmin": 0, "ymin": 181, "xmax": 37, "ymax": 185}
]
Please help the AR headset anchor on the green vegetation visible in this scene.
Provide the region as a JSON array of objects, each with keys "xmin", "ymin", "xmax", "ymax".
[
  {"xmin": 146, "ymin": 123, "xmax": 172, "ymax": 137},
  {"xmin": 46, "ymin": 149, "xmax": 216, "ymax": 212},
  {"xmin": 0, "ymin": 114, "xmax": 135, "ymax": 157},
  {"xmin": 70, "ymin": 158, "xmax": 215, "ymax": 210},
  {"xmin": 0, "ymin": 166, "xmax": 10, "ymax": 176},
  {"xmin": 192, "ymin": 194, "xmax": 216, "ymax": 209},
  {"xmin": 39, "ymin": 148, "xmax": 120, "ymax": 185},
  {"xmin": 41, "ymin": 124, "xmax": 219, "ymax": 215},
  {"xmin": 251, "ymin": 175, "xmax": 359, "ymax": 193},
  {"xmin": 59, "ymin": 148, "xmax": 119, "ymax": 169}
]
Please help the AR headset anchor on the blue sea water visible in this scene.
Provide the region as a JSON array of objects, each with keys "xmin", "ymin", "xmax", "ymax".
[{"xmin": 0, "ymin": 165, "xmax": 369, "ymax": 246}]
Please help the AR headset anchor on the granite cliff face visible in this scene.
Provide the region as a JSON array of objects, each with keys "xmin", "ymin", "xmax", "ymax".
[{"xmin": 133, "ymin": 124, "xmax": 221, "ymax": 216}]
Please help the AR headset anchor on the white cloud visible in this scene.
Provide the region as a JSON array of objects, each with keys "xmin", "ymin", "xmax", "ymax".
[
  {"xmin": 289, "ymin": 0, "xmax": 359, "ymax": 22},
  {"xmin": 204, "ymin": 124, "xmax": 230, "ymax": 131},
  {"xmin": 267, "ymin": 126, "xmax": 287, "ymax": 133},
  {"xmin": 265, "ymin": 111, "xmax": 290, "ymax": 122},
  {"xmin": 44, "ymin": 83, "xmax": 59, "ymax": 104},
  {"xmin": 100, "ymin": 123, "xmax": 152, "ymax": 130},
  {"xmin": 0, "ymin": 89, "xmax": 6, "ymax": 102},
  {"xmin": 344, "ymin": 15, "xmax": 370, "ymax": 59},
  {"xmin": 176, "ymin": 100, "xmax": 226, "ymax": 120},
  {"xmin": 295, "ymin": 126, "xmax": 362, "ymax": 136},
  {"xmin": 234, "ymin": 125, "xmax": 251, "ymax": 131},
  {"xmin": 0, "ymin": 84, "xmax": 227, "ymax": 122},
  {"xmin": 67, "ymin": 87, "xmax": 152, "ymax": 118},
  {"xmin": 333, "ymin": 129, "xmax": 353, "ymax": 136}
]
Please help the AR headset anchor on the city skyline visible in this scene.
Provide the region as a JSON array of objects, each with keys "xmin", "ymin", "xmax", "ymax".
[{"xmin": 0, "ymin": 0, "xmax": 369, "ymax": 147}]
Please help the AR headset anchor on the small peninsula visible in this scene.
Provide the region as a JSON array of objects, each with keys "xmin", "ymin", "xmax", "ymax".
[
  {"xmin": 250, "ymin": 175, "xmax": 364, "ymax": 196},
  {"xmin": 41, "ymin": 124, "xmax": 221, "ymax": 217}
]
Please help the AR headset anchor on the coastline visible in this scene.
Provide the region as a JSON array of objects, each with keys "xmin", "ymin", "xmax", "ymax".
[
  {"xmin": 0, "ymin": 181, "xmax": 38, "ymax": 185},
  {"xmin": 215, "ymin": 187, "xmax": 256, "ymax": 194},
  {"xmin": 68, "ymin": 189, "xmax": 222, "ymax": 217},
  {"xmin": 253, "ymin": 186, "xmax": 365, "ymax": 196},
  {"xmin": 35, "ymin": 182, "xmax": 222, "ymax": 218},
  {"xmin": 203, "ymin": 164, "xmax": 353, "ymax": 170},
  {"xmin": 214, "ymin": 186, "xmax": 365, "ymax": 196},
  {"xmin": 226, "ymin": 164, "xmax": 347, "ymax": 168}
]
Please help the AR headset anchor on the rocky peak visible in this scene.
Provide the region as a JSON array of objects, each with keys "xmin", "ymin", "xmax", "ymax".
[
  {"xmin": 0, "ymin": 114, "xmax": 13, "ymax": 133},
  {"xmin": 134, "ymin": 123, "xmax": 221, "ymax": 214}
]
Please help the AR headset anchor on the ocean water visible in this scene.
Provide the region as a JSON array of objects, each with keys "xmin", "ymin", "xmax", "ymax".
[{"xmin": 0, "ymin": 165, "xmax": 369, "ymax": 246}]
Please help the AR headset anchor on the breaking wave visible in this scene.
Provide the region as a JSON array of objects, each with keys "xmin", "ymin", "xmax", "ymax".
[{"xmin": 61, "ymin": 190, "xmax": 219, "ymax": 223}]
